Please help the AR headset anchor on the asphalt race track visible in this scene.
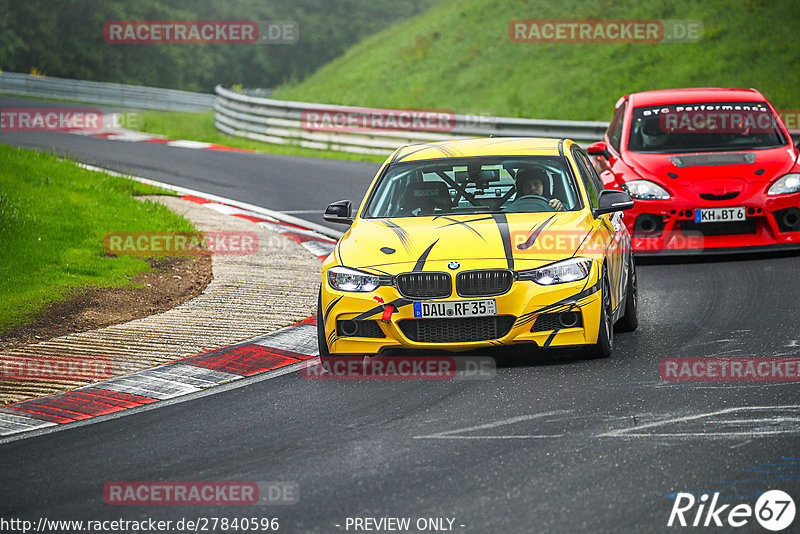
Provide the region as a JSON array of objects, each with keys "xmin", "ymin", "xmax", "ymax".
[
  {"xmin": 1, "ymin": 98, "xmax": 799, "ymax": 532},
  {"xmin": 0, "ymin": 96, "xmax": 379, "ymax": 231}
]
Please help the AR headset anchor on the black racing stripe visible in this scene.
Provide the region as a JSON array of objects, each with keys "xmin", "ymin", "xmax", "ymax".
[
  {"xmin": 517, "ymin": 312, "xmax": 535, "ymax": 321},
  {"xmin": 394, "ymin": 143, "xmax": 459, "ymax": 163},
  {"xmin": 352, "ymin": 298, "xmax": 413, "ymax": 321},
  {"xmin": 434, "ymin": 216, "xmax": 487, "ymax": 241},
  {"xmin": 323, "ymin": 295, "xmax": 343, "ymax": 324},
  {"xmin": 491, "ymin": 213, "xmax": 514, "ymax": 271},
  {"xmin": 529, "ymin": 277, "xmax": 601, "ymax": 316},
  {"xmin": 334, "ymin": 243, "xmax": 343, "ymax": 266},
  {"xmin": 579, "ymin": 267, "xmax": 594, "ymax": 292},
  {"xmin": 382, "ymin": 219, "xmax": 413, "ymax": 253},
  {"xmin": 394, "ymin": 145, "xmax": 432, "ymax": 163},
  {"xmin": 429, "ymin": 143, "xmax": 460, "ymax": 158},
  {"xmin": 363, "ymin": 267, "xmax": 392, "ymax": 276},
  {"xmin": 542, "ymin": 303, "xmax": 576, "ymax": 348},
  {"xmin": 517, "ymin": 215, "xmax": 556, "ymax": 250},
  {"xmin": 516, "ymin": 317, "xmax": 536, "ymax": 329},
  {"xmin": 543, "ymin": 328, "xmax": 560, "ymax": 348},
  {"xmin": 571, "ymin": 232, "xmax": 592, "ymax": 258},
  {"xmin": 513, "ymin": 311, "xmax": 537, "ymax": 328},
  {"xmin": 413, "ymin": 240, "xmax": 439, "ymax": 272}
]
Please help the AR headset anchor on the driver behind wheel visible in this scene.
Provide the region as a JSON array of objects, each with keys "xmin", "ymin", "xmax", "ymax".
[{"xmin": 503, "ymin": 167, "xmax": 565, "ymax": 212}]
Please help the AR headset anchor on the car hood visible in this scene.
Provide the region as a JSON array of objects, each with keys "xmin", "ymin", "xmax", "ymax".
[
  {"xmin": 337, "ymin": 212, "xmax": 598, "ymax": 274},
  {"xmin": 622, "ymin": 146, "xmax": 796, "ymax": 191}
]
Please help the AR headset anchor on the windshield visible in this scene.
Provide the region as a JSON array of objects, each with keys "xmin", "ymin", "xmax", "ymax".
[
  {"xmin": 363, "ymin": 156, "xmax": 581, "ymax": 218},
  {"xmin": 628, "ymin": 102, "xmax": 786, "ymax": 153}
]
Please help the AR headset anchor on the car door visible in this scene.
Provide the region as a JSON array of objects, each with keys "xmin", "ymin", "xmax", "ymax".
[{"xmin": 573, "ymin": 147, "xmax": 627, "ymax": 312}]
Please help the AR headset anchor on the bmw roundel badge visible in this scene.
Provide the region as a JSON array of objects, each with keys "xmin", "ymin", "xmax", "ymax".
[{"xmin": 447, "ymin": 261, "xmax": 460, "ymax": 270}]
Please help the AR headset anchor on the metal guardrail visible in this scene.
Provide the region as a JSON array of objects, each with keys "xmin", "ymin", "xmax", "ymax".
[
  {"xmin": 214, "ymin": 85, "xmax": 610, "ymax": 155},
  {"xmin": 0, "ymin": 72, "xmax": 214, "ymax": 112}
]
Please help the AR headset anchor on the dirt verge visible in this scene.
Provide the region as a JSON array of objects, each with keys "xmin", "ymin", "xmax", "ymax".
[{"xmin": 0, "ymin": 255, "xmax": 212, "ymax": 351}]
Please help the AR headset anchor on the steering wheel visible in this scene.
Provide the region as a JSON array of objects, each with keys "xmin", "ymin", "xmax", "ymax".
[{"xmin": 512, "ymin": 194, "xmax": 555, "ymax": 211}]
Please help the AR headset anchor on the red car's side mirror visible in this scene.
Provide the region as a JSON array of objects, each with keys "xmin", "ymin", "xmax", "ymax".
[{"xmin": 587, "ymin": 141, "xmax": 611, "ymax": 160}]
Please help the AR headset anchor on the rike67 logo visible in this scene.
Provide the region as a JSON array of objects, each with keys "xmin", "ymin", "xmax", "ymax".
[{"xmin": 668, "ymin": 490, "xmax": 795, "ymax": 531}]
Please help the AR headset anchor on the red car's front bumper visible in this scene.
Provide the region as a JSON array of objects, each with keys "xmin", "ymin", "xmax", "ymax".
[{"xmin": 626, "ymin": 193, "xmax": 800, "ymax": 254}]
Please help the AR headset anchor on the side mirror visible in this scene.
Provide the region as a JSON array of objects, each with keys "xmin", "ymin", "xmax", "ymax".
[
  {"xmin": 595, "ymin": 190, "xmax": 634, "ymax": 216},
  {"xmin": 587, "ymin": 141, "xmax": 612, "ymax": 160},
  {"xmin": 323, "ymin": 200, "xmax": 354, "ymax": 224}
]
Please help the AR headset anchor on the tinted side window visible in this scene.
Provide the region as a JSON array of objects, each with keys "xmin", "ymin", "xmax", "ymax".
[
  {"xmin": 572, "ymin": 149, "xmax": 599, "ymax": 209},
  {"xmin": 608, "ymin": 102, "xmax": 626, "ymax": 153},
  {"xmin": 578, "ymin": 150, "xmax": 605, "ymax": 194}
]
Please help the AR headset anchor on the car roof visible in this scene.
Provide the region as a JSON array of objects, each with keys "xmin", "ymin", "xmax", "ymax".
[
  {"xmin": 626, "ymin": 87, "xmax": 767, "ymax": 108},
  {"xmin": 391, "ymin": 137, "xmax": 569, "ymax": 163}
]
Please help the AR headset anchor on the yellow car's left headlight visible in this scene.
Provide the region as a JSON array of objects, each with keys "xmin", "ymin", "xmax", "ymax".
[
  {"xmin": 327, "ymin": 266, "xmax": 392, "ymax": 292},
  {"xmin": 517, "ymin": 257, "xmax": 593, "ymax": 285}
]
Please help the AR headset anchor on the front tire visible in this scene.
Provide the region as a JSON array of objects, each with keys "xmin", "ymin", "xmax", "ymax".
[
  {"xmin": 616, "ymin": 255, "xmax": 639, "ymax": 333},
  {"xmin": 586, "ymin": 270, "xmax": 613, "ymax": 359},
  {"xmin": 317, "ymin": 289, "xmax": 332, "ymax": 359}
]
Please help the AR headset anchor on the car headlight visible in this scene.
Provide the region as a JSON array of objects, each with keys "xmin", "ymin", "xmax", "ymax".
[
  {"xmin": 327, "ymin": 266, "xmax": 390, "ymax": 292},
  {"xmin": 622, "ymin": 180, "xmax": 670, "ymax": 200},
  {"xmin": 517, "ymin": 257, "xmax": 593, "ymax": 285},
  {"xmin": 767, "ymin": 173, "xmax": 800, "ymax": 195}
]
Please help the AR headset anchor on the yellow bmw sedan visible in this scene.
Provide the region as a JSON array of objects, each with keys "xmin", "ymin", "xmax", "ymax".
[{"xmin": 318, "ymin": 137, "xmax": 638, "ymax": 359}]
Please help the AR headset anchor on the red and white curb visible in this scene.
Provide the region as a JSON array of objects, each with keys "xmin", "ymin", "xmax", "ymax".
[
  {"xmin": 181, "ymin": 195, "xmax": 337, "ymax": 260},
  {"xmin": 0, "ymin": 165, "xmax": 340, "ymax": 438},
  {"xmin": 0, "ymin": 317, "xmax": 320, "ymax": 437},
  {"xmin": 82, "ymin": 131, "xmax": 256, "ymax": 153},
  {"xmin": 76, "ymin": 161, "xmax": 343, "ymax": 247},
  {"xmin": 69, "ymin": 113, "xmax": 257, "ymax": 154}
]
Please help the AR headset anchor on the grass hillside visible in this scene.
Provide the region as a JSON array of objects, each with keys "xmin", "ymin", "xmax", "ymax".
[{"xmin": 273, "ymin": 0, "xmax": 800, "ymax": 121}]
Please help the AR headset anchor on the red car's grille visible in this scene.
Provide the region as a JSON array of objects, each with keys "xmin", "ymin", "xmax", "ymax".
[{"xmin": 699, "ymin": 192, "xmax": 739, "ymax": 201}]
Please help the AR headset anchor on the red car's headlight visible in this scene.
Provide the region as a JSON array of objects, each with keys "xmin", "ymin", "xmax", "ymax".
[
  {"xmin": 767, "ymin": 173, "xmax": 800, "ymax": 195},
  {"xmin": 622, "ymin": 180, "xmax": 671, "ymax": 200}
]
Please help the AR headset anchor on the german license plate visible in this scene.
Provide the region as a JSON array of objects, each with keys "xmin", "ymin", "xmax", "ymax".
[
  {"xmin": 694, "ymin": 207, "xmax": 746, "ymax": 223},
  {"xmin": 413, "ymin": 299, "xmax": 496, "ymax": 318}
]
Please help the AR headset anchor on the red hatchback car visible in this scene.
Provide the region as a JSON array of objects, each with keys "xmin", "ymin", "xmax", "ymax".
[{"xmin": 588, "ymin": 88, "xmax": 800, "ymax": 254}]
